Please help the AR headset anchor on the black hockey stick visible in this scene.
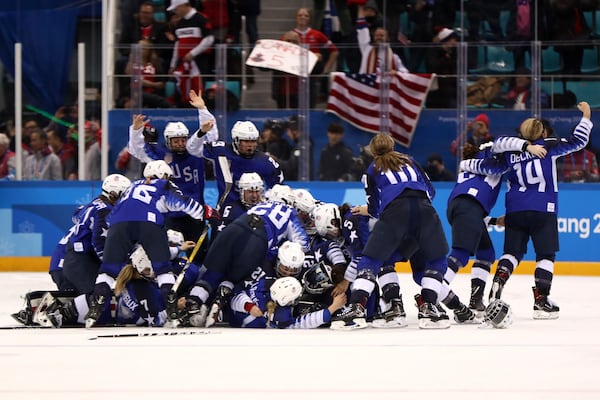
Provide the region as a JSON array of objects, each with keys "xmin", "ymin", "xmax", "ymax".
[
  {"xmin": 216, "ymin": 155, "xmax": 233, "ymax": 212},
  {"xmin": 88, "ymin": 329, "xmax": 215, "ymax": 340}
]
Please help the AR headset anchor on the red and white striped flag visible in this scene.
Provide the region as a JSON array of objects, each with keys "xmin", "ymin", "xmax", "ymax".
[{"xmin": 326, "ymin": 72, "xmax": 435, "ymax": 147}]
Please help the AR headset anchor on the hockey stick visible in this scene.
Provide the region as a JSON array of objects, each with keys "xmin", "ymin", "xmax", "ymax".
[
  {"xmin": 170, "ymin": 226, "xmax": 209, "ymax": 295},
  {"xmin": 0, "ymin": 323, "xmax": 124, "ymax": 330},
  {"xmin": 88, "ymin": 329, "xmax": 215, "ymax": 340},
  {"xmin": 216, "ymin": 155, "xmax": 233, "ymax": 212}
]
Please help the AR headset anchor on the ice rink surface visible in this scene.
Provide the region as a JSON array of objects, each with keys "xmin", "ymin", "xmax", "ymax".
[{"xmin": 1, "ymin": 272, "xmax": 599, "ymax": 400}]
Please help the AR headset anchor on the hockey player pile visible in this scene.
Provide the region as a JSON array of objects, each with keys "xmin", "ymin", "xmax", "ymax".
[{"xmin": 11, "ymin": 92, "xmax": 593, "ymax": 332}]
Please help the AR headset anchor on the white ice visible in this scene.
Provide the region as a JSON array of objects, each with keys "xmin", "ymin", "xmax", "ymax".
[{"xmin": 1, "ymin": 272, "xmax": 599, "ymax": 400}]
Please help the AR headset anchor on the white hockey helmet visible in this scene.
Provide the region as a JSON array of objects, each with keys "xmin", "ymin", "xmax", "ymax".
[
  {"xmin": 163, "ymin": 121, "xmax": 189, "ymax": 151},
  {"xmin": 484, "ymin": 299, "xmax": 513, "ymax": 329},
  {"xmin": 130, "ymin": 246, "xmax": 153, "ymax": 278},
  {"xmin": 276, "ymin": 241, "xmax": 305, "ymax": 277},
  {"xmin": 292, "ymin": 189, "xmax": 316, "ymax": 214},
  {"xmin": 231, "ymin": 120, "xmax": 259, "ymax": 155},
  {"xmin": 143, "ymin": 160, "xmax": 173, "ymax": 179},
  {"xmin": 102, "ymin": 174, "xmax": 131, "ymax": 200},
  {"xmin": 167, "ymin": 229, "xmax": 185, "ymax": 247},
  {"xmin": 238, "ymin": 172, "xmax": 264, "ymax": 208},
  {"xmin": 265, "ymin": 184, "xmax": 294, "ymax": 205},
  {"xmin": 313, "ymin": 203, "xmax": 342, "ymax": 238},
  {"xmin": 270, "ymin": 276, "xmax": 303, "ymax": 307}
]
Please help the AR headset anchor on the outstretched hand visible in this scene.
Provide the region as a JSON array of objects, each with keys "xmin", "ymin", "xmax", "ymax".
[
  {"xmin": 189, "ymin": 90, "xmax": 206, "ymax": 109},
  {"xmin": 132, "ymin": 114, "xmax": 150, "ymax": 130},
  {"xmin": 199, "ymin": 119, "xmax": 215, "ymax": 136}
]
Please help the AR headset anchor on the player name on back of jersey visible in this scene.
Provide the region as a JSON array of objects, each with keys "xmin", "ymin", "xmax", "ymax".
[{"xmin": 510, "ymin": 152, "xmax": 534, "ymax": 163}]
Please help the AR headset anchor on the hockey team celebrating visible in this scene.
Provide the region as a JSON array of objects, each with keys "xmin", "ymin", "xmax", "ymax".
[{"xmin": 12, "ymin": 91, "xmax": 593, "ymax": 332}]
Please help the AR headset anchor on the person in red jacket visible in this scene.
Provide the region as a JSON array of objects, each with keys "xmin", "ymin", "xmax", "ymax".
[{"xmin": 167, "ymin": 0, "xmax": 215, "ymax": 105}]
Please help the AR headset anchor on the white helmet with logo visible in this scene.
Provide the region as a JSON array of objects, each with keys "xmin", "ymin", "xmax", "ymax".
[
  {"xmin": 143, "ymin": 160, "xmax": 173, "ymax": 179},
  {"xmin": 231, "ymin": 121, "xmax": 259, "ymax": 156},
  {"xmin": 292, "ymin": 189, "xmax": 316, "ymax": 214},
  {"xmin": 102, "ymin": 174, "xmax": 131, "ymax": 201},
  {"xmin": 163, "ymin": 122, "xmax": 189, "ymax": 151},
  {"xmin": 276, "ymin": 241, "xmax": 305, "ymax": 277},
  {"xmin": 270, "ymin": 276, "xmax": 303, "ymax": 307},
  {"xmin": 238, "ymin": 172, "xmax": 264, "ymax": 208},
  {"xmin": 265, "ymin": 184, "xmax": 294, "ymax": 205},
  {"xmin": 313, "ymin": 203, "xmax": 342, "ymax": 238}
]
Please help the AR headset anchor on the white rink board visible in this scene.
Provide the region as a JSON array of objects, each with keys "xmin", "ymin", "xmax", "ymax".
[{"xmin": 1, "ymin": 272, "xmax": 600, "ymax": 400}]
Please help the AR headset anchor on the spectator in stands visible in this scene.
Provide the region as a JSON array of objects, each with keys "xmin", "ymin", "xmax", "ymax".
[
  {"xmin": 167, "ymin": 0, "xmax": 215, "ymax": 106},
  {"xmin": 425, "ymin": 27, "xmax": 458, "ymax": 108},
  {"xmin": 0, "ymin": 133, "xmax": 16, "ymax": 180},
  {"xmin": 318, "ymin": 122, "xmax": 354, "ymax": 181},
  {"xmin": 272, "ymin": 31, "xmax": 302, "ymax": 109},
  {"xmin": 312, "ymin": 0, "xmax": 354, "ymax": 72},
  {"xmin": 292, "ymin": 7, "xmax": 339, "ymax": 107},
  {"xmin": 562, "ymin": 143, "xmax": 600, "ymax": 183},
  {"xmin": 424, "ymin": 153, "xmax": 456, "ymax": 181},
  {"xmin": 83, "ymin": 120, "xmax": 102, "ymax": 180},
  {"xmin": 493, "ymin": 67, "xmax": 550, "ymax": 110},
  {"xmin": 278, "ymin": 115, "xmax": 313, "ymax": 181},
  {"xmin": 23, "ymin": 130, "xmax": 62, "ymax": 181},
  {"xmin": 450, "ymin": 113, "xmax": 494, "ymax": 157},
  {"xmin": 119, "ymin": 2, "xmax": 172, "ymax": 61},
  {"xmin": 227, "ymin": 0, "xmax": 260, "ymax": 45},
  {"xmin": 350, "ymin": 143, "xmax": 374, "ymax": 180},
  {"xmin": 115, "ymin": 146, "xmax": 143, "ymax": 180},
  {"xmin": 361, "ymin": 0, "xmax": 384, "ymax": 32},
  {"xmin": 406, "ymin": 0, "xmax": 456, "ymax": 72},
  {"xmin": 123, "ymin": 39, "xmax": 172, "ymax": 108},
  {"xmin": 356, "ymin": 4, "xmax": 408, "ymax": 74},
  {"xmin": 11, "ymin": 119, "xmax": 39, "ymax": 153},
  {"xmin": 546, "ymin": 0, "xmax": 591, "ymax": 75},
  {"xmin": 466, "ymin": 76, "xmax": 504, "ymax": 107},
  {"xmin": 47, "ymin": 127, "xmax": 77, "ymax": 180},
  {"xmin": 505, "ymin": 0, "xmax": 536, "ymax": 71},
  {"xmin": 259, "ymin": 119, "xmax": 292, "ymax": 163},
  {"xmin": 466, "ymin": 0, "xmax": 505, "ymax": 42},
  {"xmin": 202, "ymin": 0, "xmax": 229, "ymax": 42}
]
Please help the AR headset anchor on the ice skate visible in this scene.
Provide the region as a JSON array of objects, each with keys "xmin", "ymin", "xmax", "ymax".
[
  {"xmin": 453, "ymin": 303, "xmax": 482, "ymax": 324},
  {"xmin": 489, "ymin": 267, "xmax": 510, "ymax": 301},
  {"xmin": 330, "ymin": 303, "xmax": 368, "ymax": 330},
  {"xmin": 85, "ymin": 294, "xmax": 106, "ymax": 328},
  {"xmin": 372, "ymin": 298, "xmax": 407, "ymax": 328},
  {"xmin": 532, "ymin": 287, "xmax": 559, "ymax": 320},
  {"xmin": 469, "ymin": 286, "xmax": 486, "ymax": 317},
  {"xmin": 415, "ymin": 294, "xmax": 450, "ymax": 329},
  {"xmin": 205, "ymin": 285, "xmax": 232, "ymax": 328}
]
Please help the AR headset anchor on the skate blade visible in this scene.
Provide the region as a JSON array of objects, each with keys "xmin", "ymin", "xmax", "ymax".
[
  {"xmin": 454, "ymin": 315, "xmax": 484, "ymax": 325},
  {"xmin": 418, "ymin": 318, "xmax": 451, "ymax": 329},
  {"xmin": 533, "ymin": 310, "xmax": 559, "ymax": 320},
  {"xmin": 371, "ymin": 317, "xmax": 408, "ymax": 328},
  {"xmin": 85, "ymin": 318, "xmax": 96, "ymax": 329},
  {"xmin": 165, "ymin": 320, "xmax": 180, "ymax": 329},
  {"xmin": 330, "ymin": 318, "xmax": 368, "ymax": 331}
]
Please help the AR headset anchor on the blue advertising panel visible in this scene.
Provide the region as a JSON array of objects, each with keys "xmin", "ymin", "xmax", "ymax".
[{"xmin": 0, "ymin": 181, "xmax": 598, "ymax": 263}]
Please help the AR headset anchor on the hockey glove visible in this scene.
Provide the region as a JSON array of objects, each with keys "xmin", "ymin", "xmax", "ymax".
[{"xmin": 203, "ymin": 205, "xmax": 221, "ymax": 223}]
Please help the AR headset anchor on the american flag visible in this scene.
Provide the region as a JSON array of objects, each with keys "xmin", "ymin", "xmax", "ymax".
[{"xmin": 326, "ymin": 72, "xmax": 435, "ymax": 147}]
